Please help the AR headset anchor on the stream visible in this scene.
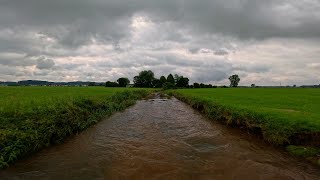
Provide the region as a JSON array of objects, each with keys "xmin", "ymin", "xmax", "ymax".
[{"xmin": 1, "ymin": 95, "xmax": 319, "ymax": 179}]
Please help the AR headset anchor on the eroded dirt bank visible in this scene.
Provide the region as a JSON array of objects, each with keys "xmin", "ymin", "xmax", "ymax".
[{"xmin": 1, "ymin": 95, "xmax": 319, "ymax": 179}]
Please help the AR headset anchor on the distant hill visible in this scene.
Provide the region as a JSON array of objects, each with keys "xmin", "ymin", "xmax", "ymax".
[{"xmin": 0, "ymin": 80, "xmax": 105, "ymax": 86}]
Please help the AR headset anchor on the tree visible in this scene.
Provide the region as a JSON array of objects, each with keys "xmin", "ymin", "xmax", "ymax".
[
  {"xmin": 162, "ymin": 82, "xmax": 175, "ymax": 90},
  {"xmin": 117, "ymin": 77, "xmax": 130, "ymax": 87},
  {"xmin": 105, "ymin": 81, "xmax": 119, "ymax": 87},
  {"xmin": 174, "ymin": 74, "xmax": 179, "ymax": 83},
  {"xmin": 133, "ymin": 70, "xmax": 155, "ymax": 87},
  {"xmin": 193, "ymin": 83, "xmax": 200, "ymax": 88},
  {"xmin": 175, "ymin": 74, "xmax": 189, "ymax": 88},
  {"xmin": 251, "ymin": 84, "xmax": 256, "ymax": 88},
  {"xmin": 229, "ymin": 74, "xmax": 240, "ymax": 87},
  {"xmin": 152, "ymin": 78, "xmax": 162, "ymax": 88},
  {"xmin": 177, "ymin": 77, "xmax": 189, "ymax": 88},
  {"xmin": 159, "ymin": 76, "xmax": 166, "ymax": 87},
  {"xmin": 167, "ymin": 74, "xmax": 175, "ymax": 85}
]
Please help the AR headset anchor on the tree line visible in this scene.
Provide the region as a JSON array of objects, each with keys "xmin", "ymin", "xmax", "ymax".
[{"xmin": 105, "ymin": 70, "xmax": 240, "ymax": 88}]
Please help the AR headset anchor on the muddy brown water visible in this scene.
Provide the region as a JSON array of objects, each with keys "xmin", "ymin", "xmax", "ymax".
[{"xmin": 1, "ymin": 95, "xmax": 319, "ymax": 180}]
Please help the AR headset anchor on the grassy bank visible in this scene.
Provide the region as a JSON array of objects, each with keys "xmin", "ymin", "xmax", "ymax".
[
  {"xmin": 0, "ymin": 87, "xmax": 151, "ymax": 168},
  {"xmin": 169, "ymin": 88, "xmax": 320, "ymax": 148}
]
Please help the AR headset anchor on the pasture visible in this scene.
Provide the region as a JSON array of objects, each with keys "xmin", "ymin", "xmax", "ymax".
[
  {"xmin": 0, "ymin": 86, "xmax": 150, "ymax": 168},
  {"xmin": 172, "ymin": 88, "xmax": 320, "ymax": 147}
]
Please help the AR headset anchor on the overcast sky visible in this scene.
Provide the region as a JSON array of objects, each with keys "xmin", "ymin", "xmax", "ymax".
[{"xmin": 0, "ymin": 0, "xmax": 319, "ymax": 85}]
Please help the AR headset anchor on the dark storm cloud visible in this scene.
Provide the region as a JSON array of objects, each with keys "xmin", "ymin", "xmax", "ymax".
[
  {"xmin": 1, "ymin": 0, "xmax": 319, "ymax": 47},
  {"xmin": 173, "ymin": 0, "xmax": 320, "ymax": 39}
]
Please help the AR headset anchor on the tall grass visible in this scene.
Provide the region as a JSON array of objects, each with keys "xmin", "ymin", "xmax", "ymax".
[{"xmin": 0, "ymin": 87, "xmax": 151, "ymax": 168}]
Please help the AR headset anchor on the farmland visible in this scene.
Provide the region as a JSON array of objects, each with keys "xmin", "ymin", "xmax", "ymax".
[
  {"xmin": 170, "ymin": 88, "xmax": 320, "ymax": 149},
  {"xmin": 0, "ymin": 87, "xmax": 151, "ymax": 168},
  {"xmin": 1, "ymin": 86, "xmax": 320, "ymax": 169}
]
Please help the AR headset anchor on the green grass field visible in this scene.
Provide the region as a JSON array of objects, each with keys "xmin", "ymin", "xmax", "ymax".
[
  {"xmin": 1, "ymin": 87, "xmax": 128, "ymax": 115},
  {"xmin": 1, "ymin": 87, "xmax": 319, "ymax": 167},
  {"xmin": 171, "ymin": 88, "xmax": 320, "ymax": 147},
  {"xmin": 0, "ymin": 87, "xmax": 151, "ymax": 168}
]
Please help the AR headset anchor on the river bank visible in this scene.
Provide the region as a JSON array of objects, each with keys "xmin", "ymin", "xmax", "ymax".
[
  {"xmin": 168, "ymin": 89, "xmax": 320, "ymax": 165},
  {"xmin": 0, "ymin": 87, "xmax": 151, "ymax": 168}
]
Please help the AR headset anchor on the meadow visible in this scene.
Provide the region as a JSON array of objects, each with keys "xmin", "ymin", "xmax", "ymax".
[
  {"xmin": 1, "ymin": 87, "xmax": 319, "ymax": 168},
  {"xmin": 0, "ymin": 86, "xmax": 151, "ymax": 168},
  {"xmin": 170, "ymin": 88, "xmax": 320, "ymax": 155}
]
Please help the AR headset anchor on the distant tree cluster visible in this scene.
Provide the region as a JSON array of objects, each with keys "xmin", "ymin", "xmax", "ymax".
[
  {"xmin": 133, "ymin": 70, "xmax": 155, "ymax": 88},
  {"xmin": 132, "ymin": 70, "xmax": 189, "ymax": 89},
  {"xmin": 105, "ymin": 77, "xmax": 130, "ymax": 87},
  {"xmin": 105, "ymin": 70, "xmax": 242, "ymax": 89},
  {"xmin": 191, "ymin": 83, "xmax": 217, "ymax": 88},
  {"xmin": 117, "ymin": 78, "xmax": 130, "ymax": 87}
]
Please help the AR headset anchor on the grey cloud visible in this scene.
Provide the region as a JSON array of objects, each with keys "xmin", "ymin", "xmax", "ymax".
[
  {"xmin": 192, "ymin": 69, "xmax": 229, "ymax": 83},
  {"xmin": 188, "ymin": 48, "xmax": 200, "ymax": 54},
  {"xmin": 2, "ymin": 0, "xmax": 319, "ymax": 50},
  {"xmin": 307, "ymin": 63, "xmax": 320, "ymax": 69},
  {"xmin": 0, "ymin": 0, "xmax": 140, "ymax": 49},
  {"xmin": 1, "ymin": 0, "xmax": 319, "ymax": 52},
  {"xmin": 199, "ymin": 49, "xmax": 213, "ymax": 54},
  {"xmin": 0, "ymin": 0, "xmax": 319, "ymax": 85},
  {"xmin": 33, "ymin": 70, "xmax": 51, "ymax": 76},
  {"xmin": 36, "ymin": 57, "xmax": 55, "ymax": 69},
  {"xmin": 214, "ymin": 49, "xmax": 229, "ymax": 56},
  {"xmin": 61, "ymin": 63, "xmax": 85, "ymax": 71},
  {"xmin": 0, "ymin": 66, "xmax": 17, "ymax": 76},
  {"xmin": 162, "ymin": 55, "xmax": 202, "ymax": 67},
  {"xmin": 190, "ymin": 60, "xmax": 233, "ymax": 83},
  {"xmin": 233, "ymin": 64, "xmax": 271, "ymax": 73},
  {"xmin": 173, "ymin": 0, "xmax": 320, "ymax": 39},
  {"xmin": 0, "ymin": 53, "xmax": 36, "ymax": 67}
]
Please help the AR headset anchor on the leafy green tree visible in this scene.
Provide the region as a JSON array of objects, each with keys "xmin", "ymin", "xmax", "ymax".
[
  {"xmin": 152, "ymin": 79, "xmax": 162, "ymax": 88},
  {"xmin": 174, "ymin": 74, "xmax": 179, "ymax": 82},
  {"xmin": 167, "ymin": 74, "xmax": 175, "ymax": 85},
  {"xmin": 105, "ymin": 81, "xmax": 119, "ymax": 87},
  {"xmin": 229, "ymin": 74, "xmax": 241, "ymax": 87},
  {"xmin": 162, "ymin": 82, "xmax": 175, "ymax": 90},
  {"xmin": 133, "ymin": 70, "xmax": 155, "ymax": 87},
  {"xmin": 159, "ymin": 76, "xmax": 166, "ymax": 87},
  {"xmin": 193, "ymin": 83, "xmax": 200, "ymax": 88},
  {"xmin": 117, "ymin": 77, "xmax": 130, "ymax": 87},
  {"xmin": 176, "ymin": 76, "xmax": 189, "ymax": 88}
]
